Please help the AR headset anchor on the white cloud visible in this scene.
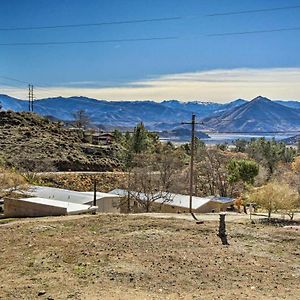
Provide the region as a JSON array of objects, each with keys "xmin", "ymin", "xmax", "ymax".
[{"xmin": 2, "ymin": 68, "xmax": 300, "ymax": 102}]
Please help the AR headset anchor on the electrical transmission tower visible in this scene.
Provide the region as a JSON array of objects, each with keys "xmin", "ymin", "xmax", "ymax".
[{"xmin": 28, "ymin": 84, "xmax": 34, "ymax": 112}]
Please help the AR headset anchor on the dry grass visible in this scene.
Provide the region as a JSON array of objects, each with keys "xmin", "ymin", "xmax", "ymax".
[
  {"xmin": 0, "ymin": 214, "xmax": 299, "ymax": 299},
  {"xmin": 0, "ymin": 111, "xmax": 121, "ymax": 172}
]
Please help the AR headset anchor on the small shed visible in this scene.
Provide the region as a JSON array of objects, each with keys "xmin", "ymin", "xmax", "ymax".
[{"xmin": 4, "ymin": 197, "xmax": 97, "ymax": 218}]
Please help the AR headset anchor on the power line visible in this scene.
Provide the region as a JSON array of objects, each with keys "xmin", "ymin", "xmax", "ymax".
[
  {"xmin": 0, "ymin": 16, "xmax": 181, "ymax": 31},
  {"xmin": 0, "ymin": 4, "xmax": 299, "ymax": 32},
  {"xmin": 0, "ymin": 24, "xmax": 299, "ymax": 47},
  {"xmin": 207, "ymin": 4, "xmax": 300, "ymax": 17},
  {"xmin": 207, "ymin": 26, "xmax": 300, "ymax": 37},
  {"xmin": 0, "ymin": 75, "xmax": 30, "ymax": 84},
  {"xmin": 0, "ymin": 36, "xmax": 178, "ymax": 47}
]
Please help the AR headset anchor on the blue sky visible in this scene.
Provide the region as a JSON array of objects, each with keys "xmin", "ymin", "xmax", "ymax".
[{"xmin": 1, "ymin": 0, "xmax": 300, "ymax": 101}]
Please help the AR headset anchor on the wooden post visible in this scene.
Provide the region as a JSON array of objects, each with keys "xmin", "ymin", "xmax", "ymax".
[
  {"xmin": 92, "ymin": 176, "xmax": 97, "ymax": 214},
  {"xmin": 218, "ymin": 213, "xmax": 229, "ymax": 245},
  {"xmin": 181, "ymin": 114, "xmax": 204, "ymax": 222}
]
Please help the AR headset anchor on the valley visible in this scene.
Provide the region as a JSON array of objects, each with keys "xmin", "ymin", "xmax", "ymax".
[{"xmin": 2, "ymin": 2, "xmax": 300, "ymax": 300}]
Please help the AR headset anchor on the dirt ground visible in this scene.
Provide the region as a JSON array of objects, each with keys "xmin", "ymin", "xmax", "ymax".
[{"xmin": 0, "ymin": 214, "xmax": 299, "ymax": 300}]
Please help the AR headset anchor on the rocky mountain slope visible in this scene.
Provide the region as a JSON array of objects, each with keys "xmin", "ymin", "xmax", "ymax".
[
  {"xmin": 0, "ymin": 111, "xmax": 122, "ymax": 171},
  {"xmin": 203, "ymin": 96, "xmax": 300, "ymax": 132},
  {"xmin": 0, "ymin": 94, "xmax": 249, "ymax": 129},
  {"xmin": 161, "ymin": 99, "xmax": 247, "ymax": 118},
  {"xmin": 0, "ymin": 95, "xmax": 193, "ymax": 128},
  {"xmin": 2, "ymin": 94, "xmax": 300, "ymax": 132}
]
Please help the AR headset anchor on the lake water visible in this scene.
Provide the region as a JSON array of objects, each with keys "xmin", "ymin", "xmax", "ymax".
[
  {"xmin": 162, "ymin": 132, "xmax": 296, "ymax": 145},
  {"xmin": 201, "ymin": 133, "xmax": 295, "ymax": 144}
]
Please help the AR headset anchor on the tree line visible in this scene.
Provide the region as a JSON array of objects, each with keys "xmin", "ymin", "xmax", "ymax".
[
  {"xmin": 1, "ymin": 121, "xmax": 299, "ymax": 218},
  {"xmin": 109, "ymin": 124, "xmax": 300, "ymax": 216}
]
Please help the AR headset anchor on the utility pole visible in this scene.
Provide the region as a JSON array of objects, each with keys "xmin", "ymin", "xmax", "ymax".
[
  {"xmin": 92, "ymin": 176, "xmax": 97, "ymax": 214},
  {"xmin": 28, "ymin": 84, "xmax": 34, "ymax": 112},
  {"xmin": 182, "ymin": 114, "xmax": 203, "ymax": 223},
  {"xmin": 93, "ymin": 176, "xmax": 97, "ymax": 207}
]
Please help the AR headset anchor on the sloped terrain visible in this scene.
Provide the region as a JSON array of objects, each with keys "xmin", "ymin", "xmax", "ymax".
[
  {"xmin": 0, "ymin": 95, "xmax": 192, "ymax": 128},
  {"xmin": 0, "ymin": 111, "xmax": 122, "ymax": 171},
  {"xmin": 0, "ymin": 95, "xmax": 248, "ymax": 129},
  {"xmin": 159, "ymin": 128, "xmax": 209, "ymax": 141},
  {"xmin": 2, "ymin": 94, "xmax": 300, "ymax": 132},
  {"xmin": 36, "ymin": 172, "xmax": 127, "ymax": 192},
  {"xmin": 0, "ymin": 214, "xmax": 299, "ymax": 299},
  {"xmin": 204, "ymin": 96, "xmax": 300, "ymax": 132},
  {"xmin": 161, "ymin": 99, "xmax": 247, "ymax": 118},
  {"xmin": 3, "ymin": 94, "xmax": 300, "ymax": 132}
]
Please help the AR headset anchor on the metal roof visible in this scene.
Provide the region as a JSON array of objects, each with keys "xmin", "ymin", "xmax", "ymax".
[
  {"xmin": 109, "ymin": 189, "xmax": 233, "ymax": 210},
  {"xmin": 18, "ymin": 197, "xmax": 97, "ymax": 214},
  {"xmin": 28, "ymin": 186, "xmax": 120, "ymax": 205},
  {"xmin": 205, "ymin": 196, "xmax": 234, "ymax": 204},
  {"xmin": 80, "ymin": 191, "xmax": 120, "ymax": 199}
]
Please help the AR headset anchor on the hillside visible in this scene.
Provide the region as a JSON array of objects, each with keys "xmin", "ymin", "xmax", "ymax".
[
  {"xmin": 0, "ymin": 214, "xmax": 299, "ymax": 299},
  {"xmin": 0, "ymin": 94, "xmax": 248, "ymax": 129},
  {"xmin": 281, "ymin": 134, "xmax": 300, "ymax": 145},
  {"xmin": 204, "ymin": 96, "xmax": 300, "ymax": 132},
  {"xmin": 159, "ymin": 128, "xmax": 209, "ymax": 141},
  {"xmin": 275, "ymin": 100, "xmax": 300, "ymax": 109},
  {"xmin": 0, "ymin": 111, "xmax": 122, "ymax": 171},
  {"xmin": 0, "ymin": 95, "xmax": 192, "ymax": 128},
  {"xmin": 2, "ymin": 94, "xmax": 300, "ymax": 132},
  {"xmin": 161, "ymin": 99, "xmax": 247, "ymax": 118}
]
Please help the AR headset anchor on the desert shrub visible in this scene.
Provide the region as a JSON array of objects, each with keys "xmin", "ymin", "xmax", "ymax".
[
  {"xmin": 247, "ymin": 182, "xmax": 300, "ymax": 220},
  {"xmin": 0, "ymin": 167, "xmax": 28, "ymax": 198}
]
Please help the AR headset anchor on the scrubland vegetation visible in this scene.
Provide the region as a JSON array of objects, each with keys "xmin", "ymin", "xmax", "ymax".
[
  {"xmin": 0, "ymin": 112, "xmax": 299, "ymax": 300},
  {"xmin": 0, "ymin": 111, "xmax": 121, "ymax": 172},
  {"xmin": 0, "ymin": 112, "xmax": 300, "ymax": 216},
  {"xmin": 108, "ymin": 124, "xmax": 300, "ymax": 216}
]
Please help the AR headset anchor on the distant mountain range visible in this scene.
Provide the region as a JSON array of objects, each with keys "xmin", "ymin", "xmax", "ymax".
[
  {"xmin": 0, "ymin": 95, "xmax": 191, "ymax": 129},
  {"xmin": 161, "ymin": 99, "xmax": 247, "ymax": 118},
  {"xmin": 203, "ymin": 96, "xmax": 300, "ymax": 132},
  {"xmin": 1, "ymin": 94, "xmax": 300, "ymax": 132}
]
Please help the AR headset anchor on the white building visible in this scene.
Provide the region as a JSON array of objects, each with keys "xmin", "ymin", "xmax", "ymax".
[
  {"xmin": 27, "ymin": 186, "xmax": 122, "ymax": 213},
  {"xmin": 4, "ymin": 197, "xmax": 97, "ymax": 218},
  {"xmin": 109, "ymin": 189, "xmax": 234, "ymax": 213}
]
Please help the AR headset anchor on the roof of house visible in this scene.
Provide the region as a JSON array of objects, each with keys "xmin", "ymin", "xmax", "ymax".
[
  {"xmin": 28, "ymin": 186, "xmax": 120, "ymax": 205},
  {"xmin": 109, "ymin": 189, "xmax": 233, "ymax": 210},
  {"xmin": 17, "ymin": 197, "xmax": 97, "ymax": 214},
  {"xmin": 80, "ymin": 191, "xmax": 120, "ymax": 199},
  {"xmin": 205, "ymin": 196, "xmax": 234, "ymax": 204}
]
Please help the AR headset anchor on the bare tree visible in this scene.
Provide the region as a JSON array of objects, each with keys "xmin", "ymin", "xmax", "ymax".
[
  {"xmin": 195, "ymin": 147, "xmax": 250, "ymax": 197},
  {"xmin": 127, "ymin": 150, "xmax": 183, "ymax": 212},
  {"xmin": 195, "ymin": 148, "xmax": 232, "ymax": 197},
  {"xmin": 72, "ymin": 109, "xmax": 90, "ymax": 129}
]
